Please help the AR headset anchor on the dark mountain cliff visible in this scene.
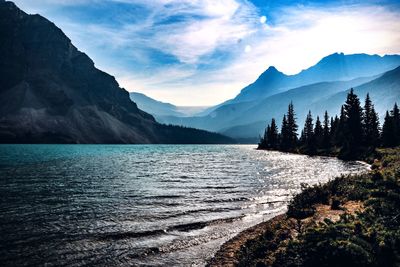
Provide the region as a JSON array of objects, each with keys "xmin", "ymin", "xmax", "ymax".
[{"xmin": 0, "ymin": 1, "xmax": 233, "ymax": 144}]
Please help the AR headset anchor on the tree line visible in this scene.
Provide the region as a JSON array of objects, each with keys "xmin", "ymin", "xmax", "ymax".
[{"xmin": 258, "ymin": 89, "xmax": 400, "ymax": 159}]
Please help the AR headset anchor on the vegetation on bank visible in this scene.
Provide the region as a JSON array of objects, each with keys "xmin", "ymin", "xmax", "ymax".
[
  {"xmin": 232, "ymin": 147, "xmax": 400, "ymax": 267},
  {"xmin": 258, "ymin": 89, "xmax": 400, "ymax": 160}
]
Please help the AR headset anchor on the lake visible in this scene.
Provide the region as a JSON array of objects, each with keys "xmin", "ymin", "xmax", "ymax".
[{"xmin": 0, "ymin": 145, "xmax": 368, "ymax": 266}]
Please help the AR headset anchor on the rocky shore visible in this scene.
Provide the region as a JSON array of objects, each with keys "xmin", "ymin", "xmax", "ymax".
[{"xmin": 208, "ymin": 148, "xmax": 400, "ymax": 267}]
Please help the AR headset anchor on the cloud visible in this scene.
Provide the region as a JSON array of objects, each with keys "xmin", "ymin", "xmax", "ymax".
[
  {"xmin": 232, "ymin": 4, "xmax": 400, "ymax": 75},
  {"xmin": 12, "ymin": 0, "xmax": 400, "ymax": 106},
  {"xmin": 98, "ymin": 3, "xmax": 400, "ymax": 105},
  {"xmin": 84, "ymin": 0, "xmax": 258, "ymax": 64}
]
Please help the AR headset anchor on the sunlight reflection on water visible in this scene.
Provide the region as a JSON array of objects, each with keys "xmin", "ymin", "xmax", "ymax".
[{"xmin": 0, "ymin": 144, "xmax": 368, "ymax": 266}]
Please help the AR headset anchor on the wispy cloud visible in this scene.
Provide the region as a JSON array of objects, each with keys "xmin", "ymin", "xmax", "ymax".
[{"xmin": 12, "ymin": 0, "xmax": 400, "ymax": 106}]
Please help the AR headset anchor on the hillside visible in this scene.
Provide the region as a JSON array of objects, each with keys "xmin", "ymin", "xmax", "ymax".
[
  {"xmin": 311, "ymin": 66, "xmax": 400, "ymax": 120},
  {"xmin": 0, "ymin": 1, "xmax": 233, "ymax": 144}
]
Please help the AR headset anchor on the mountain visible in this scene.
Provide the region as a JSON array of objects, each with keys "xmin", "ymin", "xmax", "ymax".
[
  {"xmin": 160, "ymin": 74, "xmax": 379, "ymax": 133},
  {"xmin": 219, "ymin": 75, "xmax": 380, "ymax": 137},
  {"xmin": 0, "ymin": 1, "xmax": 233, "ymax": 144},
  {"xmin": 129, "ymin": 92, "xmax": 209, "ymax": 119},
  {"xmin": 155, "ymin": 100, "xmax": 257, "ymax": 131},
  {"xmin": 223, "ymin": 67, "xmax": 400, "ymax": 139},
  {"xmin": 234, "ymin": 66, "xmax": 288, "ymax": 103},
  {"xmin": 158, "ymin": 53, "xmax": 400, "ymax": 140},
  {"xmin": 311, "ymin": 66, "xmax": 400, "ymax": 121},
  {"xmin": 232, "ymin": 53, "xmax": 400, "ymax": 103},
  {"xmin": 129, "ymin": 92, "xmax": 185, "ymax": 117}
]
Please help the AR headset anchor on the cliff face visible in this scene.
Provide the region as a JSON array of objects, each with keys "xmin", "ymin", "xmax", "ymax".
[{"xmin": 0, "ymin": 1, "xmax": 232, "ymax": 144}]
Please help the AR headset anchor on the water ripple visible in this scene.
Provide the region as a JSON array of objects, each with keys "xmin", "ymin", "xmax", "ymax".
[{"xmin": 0, "ymin": 144, "xmax": 368, "ymax": 266}]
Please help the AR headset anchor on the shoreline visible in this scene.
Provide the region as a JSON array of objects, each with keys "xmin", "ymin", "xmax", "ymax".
[
  {"xmin": 207, "ymin": 151, "xmax": 375, "ymax": 267},
  {"xmin": 208, "ymin": 200, "xmax": 365, "ymax": 266},
  {"xmin": 207, "ymin": 214, "xmax": 287, "ymax": 267}
]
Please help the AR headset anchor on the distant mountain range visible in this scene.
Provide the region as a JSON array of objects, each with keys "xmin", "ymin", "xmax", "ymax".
[
  {"xmin": 139, "ymin": 53, "xmax": 400, "ymax": 142},
  {"xmin": 0, "ymin": 1, "xmax": 233, "ymax": 144},
  {"xmin": 233, "ymin": 53, "xmax": 400, "ymax": 103},
  {"xmin": 129, "ymin": 92, "xmax": 209, "ymax": 118}
]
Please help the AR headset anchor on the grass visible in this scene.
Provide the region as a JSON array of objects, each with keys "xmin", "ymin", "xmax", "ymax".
[{"xmin": 235, "ymin": 147, "xmax": 400, "ymax": 267}]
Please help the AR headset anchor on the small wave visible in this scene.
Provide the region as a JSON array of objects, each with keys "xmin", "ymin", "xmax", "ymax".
[
  {"xmin": 142, "ymin": 195, "xmax": 183, "ymax": 199},
  {"xmin": 204, "ymin": 197, "xmax": 249, "ymax": 203},
  {"xmin": 161, "ymin": 207, "xmax": 240, "ymax": 220},
  {"xmin": 200, "ymin": 185, "xmax": 237, "ymax": 189},
  {"xmin": 97, "ymin": 229, "xmax": 166, "ymax": 241},
  {"xmin": 168, "ymin": 215, "xmax": 244, "ymax": 232},
  {"xmin": 95, "ymin": 215, "xmax": 244, "ymax": 242},
  {"xmin": 159, "ymin": 179, "xmax": 189, "ymax": 183}
]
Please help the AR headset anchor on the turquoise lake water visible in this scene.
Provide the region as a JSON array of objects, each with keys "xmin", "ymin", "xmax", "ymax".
[{"xmin": 0, "ymin": 144, "xmax": 368, "ymax": 266}]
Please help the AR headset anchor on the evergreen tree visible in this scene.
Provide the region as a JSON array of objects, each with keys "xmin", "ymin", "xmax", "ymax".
[
  {"xmin": 363, "ymin": 93, "xmax": 380, "ymax": 147},
  {"xmin": 300, "ymin": 130, "xmax": 305, "ymax": 145},
  {"xmin": 392, "ymin": 103, "xmax": 400, "ymax": 145},
  {"xmin": 340, "ymin": 89, "xmax": 364, "ymax": 159},
  {"xmin": 303, "ymin": 111, "xmax": 314, "ymax": 141},
  {"xmin": 330, "ymin": 115, "xmax": 339, "ymax": 147},
  {"xmin": 334, "ymin": 106, "xmax": 346, "ymax": 146},
  {"xmin": 286, "ymin": 102, "xmax": 298, "ymax": 150},
  {"xmin": 258, "ymin": 94, "xmax": 399, "ymax": 157},
  {"xmin": 314, "ymin": 116, "xmax": 323, "ymax": 149},
  {"xmin": 322, "ymin": 111, "xmax": 331, "ymax": 150},
  {"xmin": 261, "ymin": 125, "xmax": 271, "ymax": 148},
  {"xmin": 382, "ymin": 104, "xmax": 400, "ymax": 147},
  {"xmin": 268, "ymin": 118, "xmax": 279, "ymax": 148},
  {"xmin": 369, "ymin": 107, "xmax": 380, "ymax": 146},
  {"xmin": 302, "ymin": 111, "xmax": 316, "ymax": 154},
  {"xmin": 280, "ymin": 115, "xmax": 290, "ymax": 151},
  {"xmin": 382, "ymin": 111, "xmax": 395, "ymax": 147}
]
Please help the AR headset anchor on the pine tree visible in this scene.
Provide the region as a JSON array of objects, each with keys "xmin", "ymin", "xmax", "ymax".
[
  {"xmin": 334, "ymin": 106, "xmax": 346, "ymax": 146},
  {"xmin": 382, "ymin": 111, "xmax": 395, "ymax": 147},
  {"xmin": 269, "ymin": 118, "xmax": 279, "ymax": 148},
  {"xmin": 392, "ymin": 103, "xmax": 400, "ymax": 145},
  {"xmin": 302, "ymin": 111, "xmax": 316, "ymax": 154},
  {"xmin": 369, "ymin": 106, "xmax": 380, "ymax": 146},
  {"xmin": 303, "ymin": 111, "xmax": 314, "ymax": 140},
  {"xmin": 280, "ymin": 115, "xmax": 290, "ymax": 151},
  {"xmin": 286, "ymin": 102, "xmax": 298, "ymax": 150},
  {"xmin": 340, "ymin": 89, "xmax": 364, "ymax": 159},
  {"xmin": 330, "ymin": 115, "xmax": 339, "ymax": 147},
  {"xmin": 363, "ymin": 94, "xmax": 380, "ymax": 148},
  {"xmin": 314, "ymin": 116, "xmax": 323, "ymax": 149},
  {"xmin": 322, "ymin": 111, "xmax": 331, "ymax": 150},
  {"xmin": 382, "ymin": 103, "xmax": 400, "ymax": 147},
  {"xmin": 263, "ymin": 125, "xmax": 271, "ymax": 148},
  {"xmin": 300, "ymin": 130, "xmax": 305, "ymax": 145}
]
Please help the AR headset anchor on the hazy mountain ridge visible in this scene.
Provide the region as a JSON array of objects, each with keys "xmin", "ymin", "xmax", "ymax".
[
  {"xmin": 232, "ymin": 52, "xmax": 400, "ymax": 103},
  {"xmin": 0, "ymin": 1, "xmax": 233, "ymax": 144},
  {"xmin": 217, "ymin": 76, "xmax": 376, "ymax": 138},
  {"xmin": 129, "ymin": 92, "xmax": 209, "ymax": 119},
  {"xmin": 311, "ymin": 66, "xmax": 400, "ymax": 121},
  {"xmin": 222, "ymin": 67, "xmax": 400, "ymax": 139},
  {"xmin": 155, "ymin": 71, "xmax": 389, "ymax": 135},
  {"xmin": 153, "ymin": 54, "xmax": 400, "ymax": 140},
  {"xmin": 129, "ymin": 92, "xmax": 186, "ymax": 117}
]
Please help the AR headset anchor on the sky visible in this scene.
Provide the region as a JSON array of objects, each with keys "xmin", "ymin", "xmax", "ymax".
[{"xmin": 13, "ymin": 0, "xmax": 400, "ymax": 106}]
